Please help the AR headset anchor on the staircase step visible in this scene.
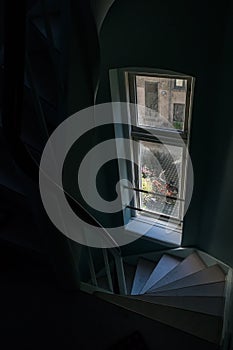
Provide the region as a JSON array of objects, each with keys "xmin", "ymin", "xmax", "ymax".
[
  {"xmin": 128, "ymin": 295, "xmax": 225, "ymax": 316},
  {"xmin": 140, "ymin": 254, "xmax": 182, "ymax": 294},
  {"xmin": 124, "ymin": 263, "xmax": 136, "ymax": 295},
  {"xmin": 147, "ymin": 252, "xmax": 206, "ymax": 292},
  {"xmin": 95, "ymin": 292, "xmax": 223, "ymax": 344},
  {"xmin": 131, "ymin": 258, "xmax": 156, "ymax": 295},
  {"xmin": 146, "ymin": 282, "xmax": 226, "ymax": 297},
  {"xmin": 147, "ymin": 265, "xmax": 226, "ymax": 294}
]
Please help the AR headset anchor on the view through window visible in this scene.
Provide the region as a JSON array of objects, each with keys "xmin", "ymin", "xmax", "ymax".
[{"xmin": 136, "ymin": 75, "xmax": 187, "ymax": 131}]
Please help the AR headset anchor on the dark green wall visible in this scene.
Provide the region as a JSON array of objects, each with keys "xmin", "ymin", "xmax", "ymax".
[
  {"xmin": 196, "ymin": 0, "xmax": 233, "ymax": 267},
  {"xmin": 96, "ymin": 0, "xmax": 233, "ymax": 264}
]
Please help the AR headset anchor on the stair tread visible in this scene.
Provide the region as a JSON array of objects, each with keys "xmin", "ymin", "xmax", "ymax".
[
  {"xmin": 146, "ymin": 282, "xmax": 226, "ymax": 297},
  {"xmin": 147, "ymin": 252, "xmax": 206, "ymax": 292},
  {"xmin": 147, "ymin": 264, "xmax": 226, "ymax": 293},
  {"xmin": 140, "ymin": 254, "xmax": 182, "ymax": 294},
  {"xmin": 131, "ymin": 258, "xmax": 156, "ymax": 295},
  {"xmin": 128, "ymin": 295, "xmax": 225, "ymax": 316},
  {"xmin": 96, "ymin": 292, "xmax": 223, "ymax": 344}
]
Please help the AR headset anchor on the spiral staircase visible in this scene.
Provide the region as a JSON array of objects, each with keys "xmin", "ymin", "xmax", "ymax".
[{"xmin": 79, "ymin": 247, "xmax": 232, "ymax": 349}]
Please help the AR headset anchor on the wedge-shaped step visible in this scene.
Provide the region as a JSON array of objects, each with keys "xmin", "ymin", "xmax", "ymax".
[
  {"xmin": 128, "ymin": 295, "xmax": 225, "ymax": 316},
  {"xmin": 95, "ymin": 292, "xmax": 223, "ymax": 344},
  {"xmin": 147, "ymin": 264, "xmax": 226, "ymax": 294},
  {"xmin": 146, "ymin": 282, "xmax": 225, "ymax": 297},
  {"xmin": 140, "ymin": 254, "xmax": 182, "ymax": 294},
  {"xmin": 131, "ymin": 258, "xmax": 156, "ymax": 295},
  {"xmin": 124, "ymin": 263, "xmax": 136, "ymax": 295},
  {"xmin": 146, "ymin": 252, "xmax": 206, "ymax": 292}
]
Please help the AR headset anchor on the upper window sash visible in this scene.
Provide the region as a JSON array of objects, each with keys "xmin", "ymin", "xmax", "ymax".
[{"xmin": 126, "ymin": 71, "xmax": 194, "ymax": 140}]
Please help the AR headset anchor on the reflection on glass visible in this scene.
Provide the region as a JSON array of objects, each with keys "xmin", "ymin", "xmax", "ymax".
[
  {"xmin": 136, "ymin": 75, "xmax": 187, "ymax": 131},
  {"xmin": 139, "ymin": 141, "xmax": 183, "ymax": 219}
]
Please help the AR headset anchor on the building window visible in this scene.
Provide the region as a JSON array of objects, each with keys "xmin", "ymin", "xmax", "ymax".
[
  {"xmin": 110, "ymin": 69, "xmax": 194, "ymax": 231},
  {"xmin": 173, "ymin": 103, "xmax": 185, "ymax": 130},
  {"xmin": 174, "ymin": 79, "xmax": 185, "ymax": 88},
  {"xmin": 145, "ymin": 81, "xmax": 159, "ymax": 113}
]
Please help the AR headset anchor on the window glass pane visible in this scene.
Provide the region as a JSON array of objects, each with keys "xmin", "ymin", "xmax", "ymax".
[
  {"xmin": 173, "ymin": 103, "xmax": 185, "ymax": 130},
  {"xmin": 136, "ymin": 75, "xmax": 188, "ymax": 131},
  {"xmin": 175, "ymin": 79, "xmax": 184, "ymax": 87},
  {"xmin": 138, "ymin": 141, "xmax": 183, "ymax": 219}
]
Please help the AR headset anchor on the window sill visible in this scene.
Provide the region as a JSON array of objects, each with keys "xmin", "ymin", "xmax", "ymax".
[{"xmin": 125, "ymin": 216, "xmax": 182, "ymax": 247}]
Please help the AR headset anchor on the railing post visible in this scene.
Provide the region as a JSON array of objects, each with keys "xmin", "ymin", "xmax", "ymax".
[
  {"xmin": 113, "ymin": 253, "xmax": 127, "ymax": 295},
  {"xmin": 102, "ymin": 248, "xmax": 114, "ymax": 292}
]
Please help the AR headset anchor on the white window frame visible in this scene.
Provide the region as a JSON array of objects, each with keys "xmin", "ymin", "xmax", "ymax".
[{"xmin": 109, "ymin": 67, "xmax": 195, "ymax": 245}]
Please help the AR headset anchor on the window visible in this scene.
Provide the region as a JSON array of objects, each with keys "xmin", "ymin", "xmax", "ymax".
[
  {"xmin": 174, "ymin": 79, "xmax": 185, "ymax": 88},
  {"xmin": 145, "ymin": 81, "xmax": 159, "ymax": 113},
  {"xmin": 173, "ymin": 103, "xmax": 185, "ymax": 130},
  {"xmin": 110, "ymin": 68, "xmax": 194, "ymax": 232}
]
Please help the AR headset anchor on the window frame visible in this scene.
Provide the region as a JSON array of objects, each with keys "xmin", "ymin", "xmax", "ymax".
[{"xmin": 109, "ymin": 67, "xmax": 195, "ymax": 233}]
